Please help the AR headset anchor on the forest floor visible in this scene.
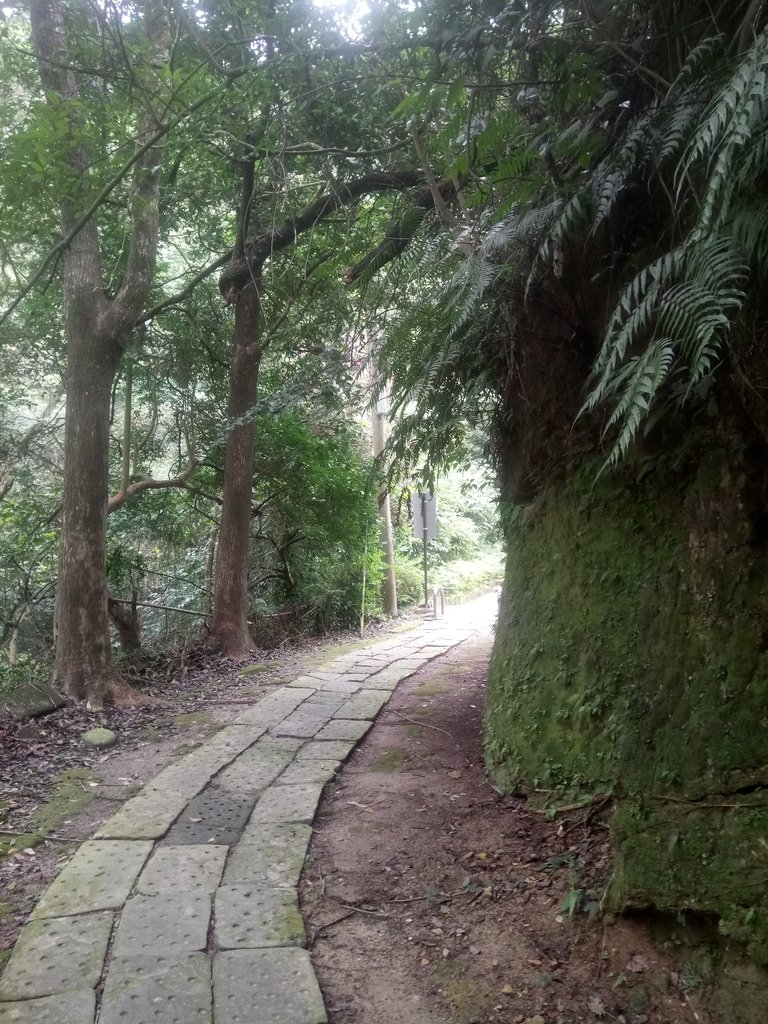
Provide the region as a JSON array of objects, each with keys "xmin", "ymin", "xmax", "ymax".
[
  {"xmin": 301, "ymin": 615, "xmax": 712, "ymax": 1024},
  {"xmin": 0, "ymin": 599, "xmax": 713, "ymax": 1024}
]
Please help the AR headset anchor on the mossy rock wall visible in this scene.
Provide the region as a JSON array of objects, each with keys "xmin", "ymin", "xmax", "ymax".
[{"xmin": 485, "ymin": 445, "xmax": 768, "ymax": 1011}]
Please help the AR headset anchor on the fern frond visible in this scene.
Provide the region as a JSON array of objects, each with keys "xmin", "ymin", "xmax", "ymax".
[{"xmin": 601, "ymin": 339, "xmax": 676, "ymax": 466}]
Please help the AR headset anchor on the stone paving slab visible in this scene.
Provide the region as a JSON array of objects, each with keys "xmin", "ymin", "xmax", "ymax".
[
  {"xmin": 358, "ymin": 673, "xmax": 405, "ymax": 690},
  {"xmin": 233, "ymin": 688, "xmax": 316, "ymax": 726},
  {"xmin": 100, "ymin": 955, "xmax": 211, "ymax": 1024},
  {"xmin": 271, "ymin": 703, "xmax": 337, "ymax": 738},
  {"xmin": 0, "ymin": 990, "xmax": 96, "ymax": 1023},
  {"xmin": 214, "ymin": 737, "xmax": 301, "ymax": 797},
  {"xmin": 224, "ymin": 823, "xmax": 312, "ymax": 887},
  {"xmin": 112, "ymin": 892, "xmax": 211, "ymax": 956},
  {"xmin": 249, "ymin": 783, "xmax": 324, "ymax": 824},
  {"xmin": 215, "ymin": 884, "xmax": 305, "ymax": 949},
  {"xmin": 136, "ymin": 845, "xmax": 228, "ymax": 896},
  {"xmin": 31, "ymin": 840, "xmax": 152, "ymax": 920},
  {"xmin": 303, "ymin": 693, "xmax": 347, "ymax": 709},
  {"xmin": 277, "ymin": 758, "xmax": 340, "ymax": 785},
  {"xmin": 314, "ymin": 718, "xmax": 373, "ymax": 742},
  {"xmin": 213, "ymin": 948, "xmax": 327, "ymax": 1024},
  {"xmin": 164, "ymin": 784, "xmax": 255, "ymax": 845},
  {"xmin": 333, "ymin": 690, "xmax": 391, "ymax": 720},
  {"xmin": 0, "ymin": 911, "xmax": 113, "ymax": 1000},
  {"xmin": 296, "ymin": 739, "xmax": 356, "ymax": 761},
  {"xmin": 311, "ymin": 677, "xmax": 361, "ymax": 694},
  {"xmin": 286, "ymin": 676, "xmax": 321, "ymax": 689},
  {"xmin": 95, "ymin": 728, "xmax": 266, "ymax": 840}
]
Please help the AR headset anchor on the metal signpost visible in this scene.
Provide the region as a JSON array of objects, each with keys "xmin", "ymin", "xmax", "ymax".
[{"xmin": 412, "ymin": 491, "xmax": 437, "ymax": 607}]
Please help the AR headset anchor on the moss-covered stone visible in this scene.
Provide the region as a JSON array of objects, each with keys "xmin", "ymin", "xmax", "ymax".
[{"xmin": 485, "ymin": 445, "xmax": 768, "ymax": 1014}]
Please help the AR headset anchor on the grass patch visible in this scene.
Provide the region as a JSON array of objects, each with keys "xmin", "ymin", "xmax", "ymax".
[
  {"xmin": 405, "ymin": 724, "xmax": 424, "ymax": 739},
  {"xmin": 31, "ymin": 767, "xmax": 96, "ymax": 834},
  {"xmin": 373, "ymin": 747, "xmax": 409, "ymax": 772},
  {"xmin": 173, "ymin": 711, "xmax": 216, "ymax": 728},
  {"xmin": 238, "ymin": 661, "xmax": 281, "ymax": 676}
]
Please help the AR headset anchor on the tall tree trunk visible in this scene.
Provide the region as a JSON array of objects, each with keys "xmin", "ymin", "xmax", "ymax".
[
  {"xmin": 54, "ymin": 328, "xmax": 133, "ymax": 702},
  {"xmin": 30, "ymin": 0, "xmax": 169, "ymax": 705},
  {"xmin": 211, "ymin": 276, "xmax": 263, "ymax": 657}
]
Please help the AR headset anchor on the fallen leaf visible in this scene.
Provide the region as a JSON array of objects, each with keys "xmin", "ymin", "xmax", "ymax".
[
  {"xmin": 448, "ymin": 770, "xmax": 461, "ymax": 779},
  {"xmin": 501, "ymin": 984, "xmax": 514, "ymax": 994}
]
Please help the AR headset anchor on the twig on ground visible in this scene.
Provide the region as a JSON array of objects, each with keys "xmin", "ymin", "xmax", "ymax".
[
  {"xmin": 309, "ymin": 909, "xmax": 357, "ymax": 943},
  {"xmin": 0, "ymin": 828, "xmax": 76, "ymax": 843},
  {"xmin": 327, "ymin": 897, "xmax": 391, "ymax": 918},
  {"xmin": 386, "ymin": 709, "xmax": 457, "ymax": 742},
  {"xmin": 388, "ymin": 889, "xmax": 468, "ymax": 905},
  {"xmin": 531, "ymin": 793, "xmax": 612, "ymax": 817}
]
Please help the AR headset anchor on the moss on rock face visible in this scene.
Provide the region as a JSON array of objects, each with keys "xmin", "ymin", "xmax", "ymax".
[{"xmin": 485, "ymin": 446, "xmax": 768, "ymax": 1014}]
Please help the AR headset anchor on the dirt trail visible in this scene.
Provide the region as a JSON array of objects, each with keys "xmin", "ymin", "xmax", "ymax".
[{"xmin": 301, "ymin": 623, "xmax": 708, "ymax": 1024}]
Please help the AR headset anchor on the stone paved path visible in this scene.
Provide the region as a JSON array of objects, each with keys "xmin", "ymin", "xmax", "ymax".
[{"xmin": 0, "ymin": 601, "xmax": 494, "ymax": 1024}]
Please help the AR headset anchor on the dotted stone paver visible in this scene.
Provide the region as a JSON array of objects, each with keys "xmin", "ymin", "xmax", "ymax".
[
  {"xmin": 214, "ymin": 737, "xmax": 301, "ymax": 797},
  {"xmin": 233, "ymin": 689, "xmax": 316, "ymax": 727},
  {"xmin": 314, "ymin": 718, "xmax": 373, "ymax": 742},
  {"xmin": 277, "ymin": 758, "xmax": 340, "ymax": 786},
  {"xmin": 215, "ymin": 884, "xmax": 305, "ymax": 949},
  {"xmin": 0, "ymin": 990, "xmax": 96, "ymax": 1024},
  {"xmin": 213, "ymin": 949, "xmax": 327, "ymax": 1024},
  {"xmin": 333, "ymin": 689, "xmax": 391, "ymax": 720},
  {"xmin": 0, "ymin": 912, "xmax": 113, "ymax": 1000},
  {"xmin": 271, "ymin": 703, "xmax": 337, "ymax": 739},
  {"xmin": 99, "ymin": 955, "xmax": 211, "ymax": 1024},
  {"xmin": 30, "ymin": 840, "xmax": 152, "ymax": 919},
  {"xmin": 307, "ymin": 677, "xmax": 361, "ymax": 694},
  {"xmin": 249, "ymin": 783, "xmax": 324, "ymax": 824},
  {"xmin": 0, "ymin": 600, "xmax": 493, "ymax": 1024},
  {"xmin": 223, "ymin": 823, "xmax": 312, "ymax": 887},
  {"xmin": 297, "ymin": 739, "xmax": 356, "ymax": 760},
  {"xmin": 136, "ymin": 845, "xmax": 228, "ymax": 896},
  {"xmin": 164, "ymin": 785, "xmax": 255, "ymax": 845},
  {"xmin": 111, "ymin": 892, "xmax": 211, "ymax": 956}
]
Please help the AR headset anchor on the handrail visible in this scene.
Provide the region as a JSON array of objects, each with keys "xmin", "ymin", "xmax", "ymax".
[{"xmin": 431, "ymin": 585, "xmax": 445, "ymax": 619}]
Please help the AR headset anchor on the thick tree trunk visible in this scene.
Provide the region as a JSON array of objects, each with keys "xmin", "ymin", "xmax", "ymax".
[
  {"xmin": 30, "ymin": 0, "xmax": 168, "ymax": 705},
  {"xmin": 211, "ymin": 277, "xmax": 263, "ymax": 657},
  {"xmin": 53, "ymin": 331, "xmax": 136, "ymax": 704}
]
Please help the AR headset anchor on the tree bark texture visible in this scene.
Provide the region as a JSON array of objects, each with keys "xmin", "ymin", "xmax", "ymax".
[
  {"xmin": 30, "ymin": 0, "xmax": 168, "ymax": 704},
  {"xmin": 211, "ymin": 277, "xmax": 263, "ymax": 657},
  {"xmin": 108, "ymin": 592, "xmax": 142, "ymax": 659}
]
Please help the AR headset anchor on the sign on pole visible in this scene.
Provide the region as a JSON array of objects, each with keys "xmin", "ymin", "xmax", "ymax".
[
  {"xmin": 411, "ymin": 491, "xmax": 437, "ymax": 540},
  {"xmin": 412, "ymin": 492, "xmax": 437, "ymax": 606}
]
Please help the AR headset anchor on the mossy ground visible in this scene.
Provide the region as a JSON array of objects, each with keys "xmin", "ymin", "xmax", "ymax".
[
  {"xmin": 30, "ymin": 767, "xmax": 96, "ymax": 835},
  {"xmin": 485, "ymin": 449, "xmax": 768, "ymax": 1015}
]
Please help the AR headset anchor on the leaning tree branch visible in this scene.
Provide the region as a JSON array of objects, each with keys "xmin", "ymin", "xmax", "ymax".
[
  {"xmin": 107, "ymin": 459, "xmax": 199, "ymax": 514},
  {"xmin": 140, "ymin": 252, "xmax": 233, "ymax": 323},
  {"xmin": 219, "ymin": 169, "xmax": 426, "ymax": 298},
  {"xmin": 342, "ymin": 177, "xmax": 458, "ymax": 286}
]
